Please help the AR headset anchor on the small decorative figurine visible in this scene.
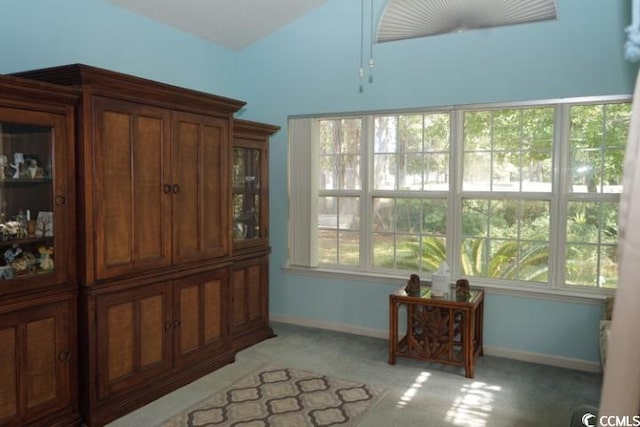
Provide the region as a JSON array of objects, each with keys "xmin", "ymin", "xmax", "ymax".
[
  {"xmin": 0, "ymin": 154, "xmax": 7, "ymax": 179},
  {"xmin": 456, "ymin": 279, "xmax": 470, "ymax": 300},
  {"xmin": 38, "ymin": 246, "xmax": 54, "ymax": 271},
  {"xmin": 405, "ymin": 273, "xmax": 421, "ymax": 297},
  {"xmin": 25, "ymin": 158, "xmax": 38, "ymax": 178},
  {"xmin": 10, "ymin": 153, "xmax": 24, "ymax": 179}
]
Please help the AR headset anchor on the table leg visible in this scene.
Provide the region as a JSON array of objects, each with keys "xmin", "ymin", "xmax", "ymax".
[
  {"xmin": 463, "ymin": 309, "xmax": 474, "ymax": 378},
  {"xmin": 388, "ymin": 298, "xmax": 397, "ymax": 365}
]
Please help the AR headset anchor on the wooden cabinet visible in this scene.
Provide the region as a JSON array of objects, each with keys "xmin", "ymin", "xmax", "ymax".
[
  {"xmin": 0, "ymin": 295, "xmax": 78, "ymax": 426},
  {"xmin": 230, "ymin": 119, "xmax": 279, "ymax": 351},
  {"xmin": 14, "ymin": 64, "xmax": 245, "ymax": 286},
  {"xmin": 173, "ymin": 268, "xmax": 229, "ymax": 368},
  {"xmin": 231, "ymin": 255, "xmax": 272, "ymax": 351},
  {"xmin": 0, "ymin": 76, "xmax": 76, "ymax": 295},
  {"xmin": 12, "ymin": 65, "xmax": 280, "ymax": 426},
  {"xmin": 172, "ymin": 112, "xmax": 230, "ymax": 265},
  {"xmin": 95, "ymin": 269, "xmax": 230, "ymax": 398},
  {"xmin": 92, "ymin": 99, "xmax": 231, "ymax": 280},
  {"xmin": 232, "ymin": 119, "xmax": 279, "ymax": 253},
  {"xmin": 95, "ymin": 282, "xmax": 173, "ymax": 399},
  {"xmin": 91, "ymin": 268, "xmax": 231, "ymax": 424},
  {"xmin": 92, "ymin": 98, "xmax": 172, "ymax": 279},
  {"xmin": 0, "ymin": 76, "xmax": 79, "ymax": 426}
]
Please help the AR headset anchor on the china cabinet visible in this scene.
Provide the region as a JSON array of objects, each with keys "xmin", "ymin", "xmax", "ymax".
[
  {"xmin": 231, "ymin": 119, "xmax": 279, "ymax": 351},
  {"xmin": 232, "ymin": 119, "xmax": 279, "ymax": 253},
  {"xmin": 0, "ymin": 75, "xmax": 79, "ymax": 426}
]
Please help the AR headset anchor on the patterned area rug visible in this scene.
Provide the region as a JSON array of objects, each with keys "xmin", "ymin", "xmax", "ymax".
[{"xmin": 161, "ymin": 364, "xmax": 385, "ymax": 427}]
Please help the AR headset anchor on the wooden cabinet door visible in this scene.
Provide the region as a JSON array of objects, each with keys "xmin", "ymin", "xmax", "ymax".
[
  {"xmin": 172, "ymin": 112, "xmax": 230, "ymax": 264},
  {"xmin": 93, "ymin": 97, "xmax": 173, "ymax": 280},
  {"xmin": 173, "ymin": 268, "xmax": 229, "ymax": 368},
  {"xmin": 231, "ymin": 256, "xmax": 268, "ymax": 336},
  {"xmin": 0, "ymin": 300, "xmax": 74, "ymax": 425},
  {"xmin": 95, "ymin": 282, "xmax": 173, "ymax": 399}
]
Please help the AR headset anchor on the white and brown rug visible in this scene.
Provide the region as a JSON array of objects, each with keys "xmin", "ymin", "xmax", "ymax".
[{"xmin": 161, "ymin": 364, "xmax": 385, "ymax": 427}]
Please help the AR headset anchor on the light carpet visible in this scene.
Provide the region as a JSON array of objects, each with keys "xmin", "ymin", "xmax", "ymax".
[{"xmin": 160, "ymin": 364, "xmax": 386, "ymax": 427}]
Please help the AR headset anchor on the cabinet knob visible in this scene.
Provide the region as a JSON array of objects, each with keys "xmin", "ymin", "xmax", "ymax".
[
  {"xmin": 57, "ymin": 350, "xmax": 71, "ymax": 361},
  {"xmin": 172, "ymin": 184, "xmax": 180, "ymax": 194},
  {"xmin": 173, "ymin": 319, "xmax": 182, "ymax": 328},
  {"xmin": 55, "ymin": 195, "xmax": 66, "ymax": 206},
  {"xmin": 165, "ymin": 321, "xmax": 173, "ymax": 331},
  {"xmin": 163, "ymin": 184, "xmax": 172, "ymax": 194}
]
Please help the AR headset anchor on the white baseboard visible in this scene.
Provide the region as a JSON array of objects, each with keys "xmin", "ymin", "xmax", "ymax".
[
  {"xmin": 482, "ymin": 345, "xmax": 602, "ymax": 373},
  {"xmin": 270, "ymin": 314, "xmax": 602, "ymax": 373}
]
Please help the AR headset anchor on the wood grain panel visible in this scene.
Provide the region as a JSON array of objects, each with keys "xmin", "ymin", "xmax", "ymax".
[
  {"xmin": 0, "ymin": 327, "xmax": 17, "ymax": 420},
  {"xmin": 107, "ymin": 303, "xmax": 134, "ymax": 381},
  {"xmin": 247, "ymin": 264, "xmax": 262, "ymax": 322},
  {"xmin": 202, "ymin": 123, "xmax": 223, "ymax": 251},
  {"xmin": 173, "ymin": 119, "xmax": 199, "ymax": 258},
  {"xmin": 179, "ymin": 285, "xmax": 200, "ymax": 354},
  {"xmin": 203, "ymin": 279, "xmax": 222, "ymax": 344},
  {"xmin": 139, "ymin": 295, "xmax": 164, "ymax": 368},
  {"xmin": 134, "ymin": 115, "xmax": 166, "ymax": 262},
  {"xmin": 102, "ymin": 110, "xmax": 133, "ymax": 265},
  {"xmin": 231, "ymin": 269, "xmax": 246, "ymax": 327},
  {"xmin": 25, "ymin": 317, "xmax": 57, "ymax": 408}
]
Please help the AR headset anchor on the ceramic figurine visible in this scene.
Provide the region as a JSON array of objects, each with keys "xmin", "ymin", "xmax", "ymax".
[{"xmin": 405, "ymin": 274, "xmax": 421, "ymax": 297}]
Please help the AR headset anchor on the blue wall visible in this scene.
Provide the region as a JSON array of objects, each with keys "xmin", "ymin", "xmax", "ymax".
[
  {"xmin": 0, "ymin": 0, "xmax": 237, "ymax": 97},
  {"xmin": 1, "ymin": 0, "xmax": 636, "ymax": 365},
  {"xmin": 233, "ymin": 0, "xmax": 637, "ymax": 365}
]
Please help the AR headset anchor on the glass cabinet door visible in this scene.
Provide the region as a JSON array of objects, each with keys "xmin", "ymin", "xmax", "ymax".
[
  {"xmin": 232, "ymin": 146, "xmax": 262, "ymax": 242},
  {"xmin": 0, "ymin": 122, "xmax": 55, "ymax": 281}
]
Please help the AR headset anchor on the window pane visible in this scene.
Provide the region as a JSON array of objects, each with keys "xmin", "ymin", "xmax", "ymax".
[
  {"xmin": 374, "ymin": 154, "xmax": 396, "ymax": 190},
  {"xmin": 318, "ymin": 118, "xmax": 361, "ymax": 190},
  {"xmin": 492, "ymin": 150, "xmax": 521, "ymax": 191},
  {"xmin": 565, "ymin": 200, "xmax": 619, "ymax": 288},
  {"xmin": 462, "ymin": 199, "xmax": 489, "ymax": 238},
  {"xmin": 424, "ymin": 153, "xmax": 449, "ymax": 190},
  {"xmin": 338, "ymin": 231, "xmax": 359, "ymax": 266},
  {"xmin": 463, "ymin": 152, "xmax": 491, "ymax": 191},
  {"xmin": 375, "ymin": 113, "xmax": 450, "ymax": 191},
  {"xmin": 373, "ymin": 198, "xmax": 394, "ymax": 231},
  {"xmin": 398, "ymin": 153, "xmax": 423, "ymax": 190},
  {"xmin": 464, "ymin": 107, "xmax": 553, "ymax": 192},
  {"xmin": 396, "ymin": 199, "xmax": 421, "ymax": 233},
  {"xmin": 422, "ymin": 199, "xmax": 447, "ymax": 235},
  {"xmin": 372, "ymin": 233, "xmax": 395, "ymax": 268},
  {"xmin": 421, "ymin": 236, "xmax": 447, "ymax": 273},
  {"xmin": 396, "ymin": 234, "xmax": 420, "ymax": 271},
  {"xmin": 569, "ymin": 103, "xmax": 630, "ymax": 194},
  {"xmin": 399, "ymin": 115, "xmax": 423, "ymax": 152},
  {"xmin": 318, "ymin": 196, "xmax": 337, "ymax": 229},
  {"xmin": 424, "ymin": 113, "xmax": 450, "ymax": 152},
  {"xmin": 567, "ymin": 201, "xmax": 600, "ymax": 244},
  {"xmin": 565, "ymin": 244, "xmax": 598, "ymax": 286},
  {"xmin": 318, "ymin": 229, "xmax": 337, "ymax": 264},
  {"xmin": 462, "ymin": 199, "xmax": 549, "ymax": 282},
  {"xmin": 318, "ymin": 196, "xmax": 360, "ymax": 266}
]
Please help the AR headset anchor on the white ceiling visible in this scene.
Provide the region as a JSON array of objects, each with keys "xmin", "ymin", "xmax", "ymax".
[{"xmin": 107, "ymin": 0, "xmax": 328, "ymax": 50}]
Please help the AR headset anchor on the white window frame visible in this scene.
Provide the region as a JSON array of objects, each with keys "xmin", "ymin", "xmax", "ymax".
[{"xmin": 286, "ymin": 95, "xmax": 630, "ymax": 299}]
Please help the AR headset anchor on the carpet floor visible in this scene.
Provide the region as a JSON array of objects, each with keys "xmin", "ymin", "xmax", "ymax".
[
  {"xmin": 160, "ymin": 364, "xmax": 385, "ymax": 426},
  {"xmin": 107, "ymin": 322, "xmax": 602, "ymax": 427}
]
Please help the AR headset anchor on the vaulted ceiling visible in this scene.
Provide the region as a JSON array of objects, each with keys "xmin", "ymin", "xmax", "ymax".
[{"xmin": 106, "ymin": 0, "xmax": 328, "ymax": 50}]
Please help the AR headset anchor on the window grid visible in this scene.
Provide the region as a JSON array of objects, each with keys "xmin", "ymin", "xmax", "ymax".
[{"xmin": 306, "ymin": 97, "xmax": 630, "ymax": 292}]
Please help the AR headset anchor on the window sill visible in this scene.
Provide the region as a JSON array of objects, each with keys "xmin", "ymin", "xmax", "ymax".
[{"xmin": 281, "ymin": 264, "xmax": 612, "ymax": 305}]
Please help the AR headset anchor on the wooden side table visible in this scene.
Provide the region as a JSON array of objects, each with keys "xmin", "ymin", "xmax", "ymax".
[{"xmin": 388, "ymin": 286, "xmax": 484, "ymax": 378}]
